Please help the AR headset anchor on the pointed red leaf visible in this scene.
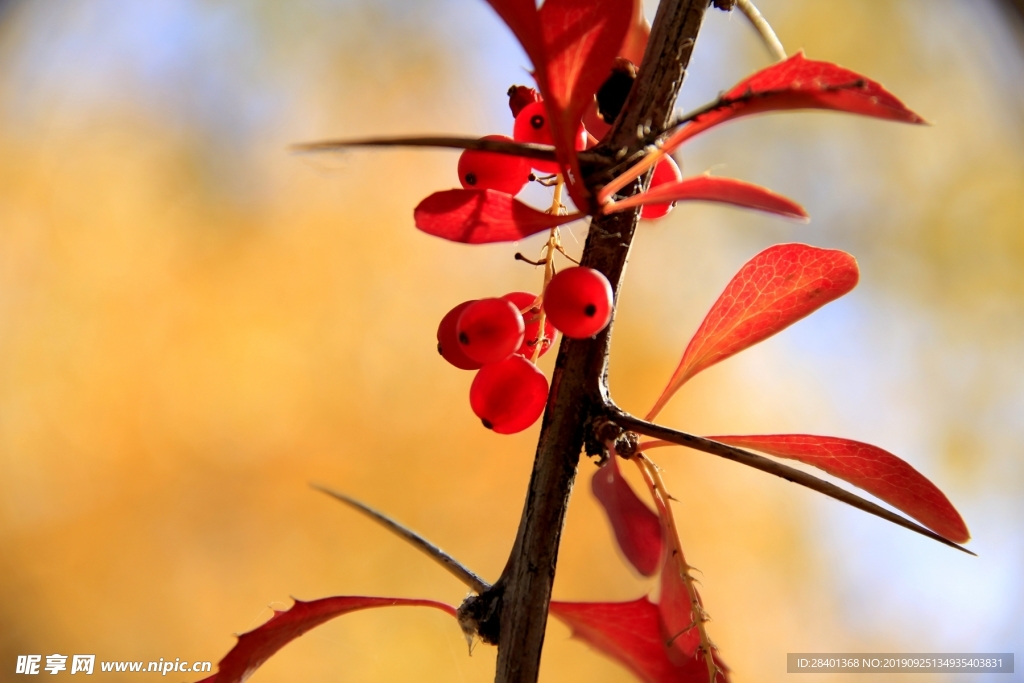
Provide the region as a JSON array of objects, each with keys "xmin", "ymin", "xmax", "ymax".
[
  {"xmin": 538, "ymin": 0, "xmax": 636, "ymax": 122},
  {"xmin": 658, "ymin": 549, "xmax": 702, "ymax": 662},
  {"xmin": 538, "ymin": 0, "xmax": 636, "ymax": 209},
  {"xmin": 663, "ymin": 52, "xmax": 926, "ymax": 154},
  {"xmin": 642, "ymin": 468, "xmax": 701, "ymax": 664},
  {"xmin": 582, "ymin": 5, "xmax": 649, "ymax": 142},
  {"xmin": 619, "ymin": 3, "xmax": 650, "ymax": 67},
  {"xmin": 592, "ymin": 456, "xmax": 664, "ymax": 576},
  {"xmin": 485, "ymin": 0, "xmax": 637, "ymax": 211},
  {"xmin": 708, "ymin": 435, "xmax": 970, "ymax": 543},
  {"xmin": 648, "ymin": 243, "xmax": 859, "ymax": 419},
  {"xmin": 196, "ymin": 596, "xmax": 456, "ymax": 683},
  {"xmin": 632, "ymin": 457, "xmax": 703, "ymax": 664},
  {"xmin": 414, "ymin": 189, "xmax": 580, "ymax": 244},
  {"xmin": 606, "ymin": 175, "xmax": 808, "ymax": 220},
  {"xmin": 550, "ymin": 599, "xmax": 729, "ymax": 683}
]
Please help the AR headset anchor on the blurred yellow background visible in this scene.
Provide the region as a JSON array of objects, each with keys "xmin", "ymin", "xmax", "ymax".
[{"xmin": 1, "ymin": 1, "xmax": 1021, "ymax": 681}]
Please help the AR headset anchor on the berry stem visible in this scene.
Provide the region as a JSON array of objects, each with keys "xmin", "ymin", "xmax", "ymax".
[
  {"xmin": 531, "ymin": 306, "xmax": 549, "ymax": 364},
  {"xmin": 530, "ymin": 240, "xmax": 557, "ymax": 363},
  {"xmin": 529, "ymin": 176, "xmax": 570, "ymax": 363},
  {"xmin": 549, "ymin": 175, "xmax": 565, "ymax": 215}
]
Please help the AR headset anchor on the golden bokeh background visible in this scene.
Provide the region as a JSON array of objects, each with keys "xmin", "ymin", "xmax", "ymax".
[{"xmin": 1, "ymin": 1, "xmax": 1021, "ymax": 681}]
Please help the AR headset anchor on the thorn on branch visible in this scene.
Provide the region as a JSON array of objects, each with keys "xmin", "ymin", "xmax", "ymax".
[
  {"xmin": 312, "ymin": 484, "xmax": 493, "ymax": 592},
  {"xmin": 290, "ymin": 135, "xmax": 609, "ymax": 168}
]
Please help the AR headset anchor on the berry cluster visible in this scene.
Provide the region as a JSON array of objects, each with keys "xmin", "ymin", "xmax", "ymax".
[
  {"xmin": 457, "ymin": 85, "xmax": 682, "ymax": 219},
  {"xmin": 437, "ymin": 84, "xmax": 685, "ymax": 434},
  {"xmin": 457, "ymin": 88, "xmax": 587, "ymax": 196},
  {"xmin": 437, "ymin": 267, "xmax": 613, "ymax": 434}
]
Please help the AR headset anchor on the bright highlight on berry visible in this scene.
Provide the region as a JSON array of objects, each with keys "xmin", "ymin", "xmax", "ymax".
[
  {"xmin": 543, "ymin": 267, "xmax": 613, "ymax": 339},
  {"xmin": 458, "ymin": 135, "xmax": 532, "ymax": 196},
  {"xmin": 469, "ymin": 355, "xmax": 549, "ymax": 434},
  {"xmin": 456, "ymin": 298, "xmax": 525, "ymax": 364},
  {"xmin": 436, "ymin": 300, "xmax": 483, "ymax": 370},
  {"xmin": 640, "ymin": 156, "xmax": 682, "ymax": 220},
  {"xmin": 502, "ymin": 291, "xmax": 555, "ymax": 358}
]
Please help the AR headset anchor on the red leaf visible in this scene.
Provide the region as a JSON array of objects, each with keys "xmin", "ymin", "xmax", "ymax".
[
  {"xmin": 538, "ymin": 0, "xmax": 635, "ymax": 122},
  {"xmin": 619, "ymin": 4, "xmax": 650, "ymax": 67},
  {"xmin": 658, "ymin": 550, "xmax": 701, "ymax": 661},
  {"xmin": 707, "ymin": 435, "xmax": 970, "ymax": 543},
  {"xmin": 195, "ymin": 596, "xmax": 456, "ymax": 683},
  {"xmin": 664, "ymin": 52, "xmax": 926, "ymax": 154},
  {"xmin": 485, "ymin": 0, "xmax": 637, "ymax": 211},
  {"xmin": 414, "ymin": 189, "xmax": 580, "ymax": 244},
  {"xmin": 598, "ymin": 54, "xmax": 925, "ymax": 208},
  {"xmin": 550, "ymin": 599, "xmax": 729, "ymax": 683},
  {"xmin": 582, "ymin": 5, "xmax": 649, "ymax": 142},
  {"xmin": 592, "ymin": 456, "xmax": 664, "ymax": 576},
  {"xmin": 538, "ymin": 0, "xmax": 636, "ymax": 204},
  {"xmin": 648, "ymin": 244, "xmax": 859, "ymax": 419},
  {"xmin": 641, "ymin": 466, "xmax": 701, "ymax": 664},
  {"xmin": 606, "ymin": 175, "xmax": 808, "ymax": 220}
]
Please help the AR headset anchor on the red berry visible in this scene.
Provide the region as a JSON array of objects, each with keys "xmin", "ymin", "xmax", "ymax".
[
  {"xmin": 543, "ymin": 267, "xmax": 614, "ymax": 339},
  {"xmin": 458, "ymin": 135, "xmax": 532, "ymax": 195},
  {"xmin": 502, "ymin": 291, "xmax": 555, "ymax": 358},
  {"xmin": 640, "ymin": 155, "xmax": 682, "ymax": 220},
  {"xmin": 512, "ymin": 101, "xmax": 587, "ymax": 174},
  {"xmin": 456, "ymin": 298, "xmax": 525, "ymax": 364},
  {"xmin": 470, "ymin": 356, "xmax": 549, "ymax": 434},
  {"xmin": 437, "ymin": 301, "xmax": 483, "ymax": 370},
  {"xmin": 513, "ymin": 101, "xmax": 554, "ymax": 146},
  {"xmin": 507, "ymin": 85, "xmax": 542, "ymax": 118}
]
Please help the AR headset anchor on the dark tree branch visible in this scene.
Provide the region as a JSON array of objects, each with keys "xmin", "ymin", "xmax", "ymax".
[
  {"xmin": 605, "ymin": 411, "xmax": 975, "ymax": 556},
  {"xmin": 491, "ymin": 3, "xmax": 710, "ymax": 683},
  {"xmin": 997, "ymin": 0, "xmax": 1024, "ymax": 26},
  {"xmin": 312, "ymin": 484, "xmax": 493, "ymax": 593}
]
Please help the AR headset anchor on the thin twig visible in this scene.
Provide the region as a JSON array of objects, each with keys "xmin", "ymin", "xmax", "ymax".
[
  {"xmin": 312, "ymin": 484, "xmax": 492, "ymax": 593},
  {"xmin": 735, "ymin": 0, "xmax": 787, "ymax": 62},
  {"xmin": 606, "ymin": 413, "xmax": 976, "ymax": 556}
]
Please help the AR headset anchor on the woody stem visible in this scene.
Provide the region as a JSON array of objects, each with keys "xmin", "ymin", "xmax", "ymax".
[{"xmin": 490, "ymin": 2, "xmax": 710, "ymax": 682}]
